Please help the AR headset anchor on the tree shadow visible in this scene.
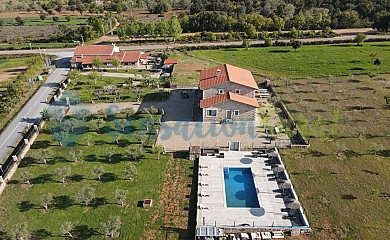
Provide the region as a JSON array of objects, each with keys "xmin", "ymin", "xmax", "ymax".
[
  {"xmin": 73, "ymin": 225, "xmax": 100, "ymax": 239},
  {"xmin": 17, "ymin": 201, "xmax": 35, "ymax": 212},
  {"xmin": 308, "ymin": 150, "xmax": 328, "ymax": 157},
  {"xmin": 101, "ymin": 172, "xmax": 118, "ymax": 182},
  {"xmin": 31, "ymin": 174, "xmax": 53, "ymax": 184},
  {"xmin": 362, "ymin": 169, "xmax": 379, "ymax": 175},
  {"xmin": 30, "ymin": 229, "xmax": 52, "ymax": 240},
  {"xmin": 30, "ymin": 140, "xmax": 51, "ymax": 149},
  {"xmin": 53, "ymin": 195, "xmax": 74, "ymax": 209},
  {"xmin": 344, "ymin": 150, "xmax": 361, "ymax": 158},
  {"xmin": 91, "ymin": 197, "xmax": 108, "ymax": 209},
  {"xmin": 69, "ymin": 174, "xmax": 84, "ymax": 182},
  {"xmin": 0, "ymin": 231, "xmax": 10, "ymax": 240},
  {"xmin": 341, "ymin": 194, "xmax": 357, "ymax": 200},
  {"xmin": 18, "ymin": 157, "xmax": 36, "ymax": 168},
  {"xmin": 85, "ymin": 154, "xmax": 98, "ymax": 162}
]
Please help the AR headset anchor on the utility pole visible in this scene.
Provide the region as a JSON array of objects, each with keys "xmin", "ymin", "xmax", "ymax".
[{"xmin": 129, "ymin": 0, "xmax": 133, "ymax": 17}]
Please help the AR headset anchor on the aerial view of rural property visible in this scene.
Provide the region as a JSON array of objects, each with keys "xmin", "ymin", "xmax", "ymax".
[{"xmin": 0, "ymin": 0, "xmax": 389, "ymax": 240}]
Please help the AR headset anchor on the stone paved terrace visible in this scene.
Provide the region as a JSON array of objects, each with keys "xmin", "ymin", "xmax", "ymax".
[
  {"xmin": 156, "ymin": 121, "xmax": 291, "ymax": 151},
  {"xmin": 196, "ymin": 151, "xmax": 297, "ymax": 228}
]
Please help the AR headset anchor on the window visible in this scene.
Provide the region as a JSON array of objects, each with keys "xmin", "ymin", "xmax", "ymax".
[
  {"xmin": 207, "ymin": 109, "xmax": 217, "ymax": 116},
  {"xmin": 218, "ymin": 89, "xmax": 224, "ymax": 94},
  {"xmin": 235, "ymin": 89, "xmax": 240, "ymax": 94},
  {"xmin": 234, "ymin": 110, "xmax": 240, "ymax": 116}
]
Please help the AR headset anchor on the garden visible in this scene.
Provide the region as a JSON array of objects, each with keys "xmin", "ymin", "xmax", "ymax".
[{"xmin": 0, "ymin": 108, "xmax": 197, "ymax": 239}]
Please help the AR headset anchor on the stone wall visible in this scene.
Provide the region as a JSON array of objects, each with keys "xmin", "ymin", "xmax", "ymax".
[
  {"xmin": 203, "ymin": 82, "xmax": 255, "ymax": 99},
  {"xmin": 203, "ymin": 101, "xmax": 256, "ymax": 122}
]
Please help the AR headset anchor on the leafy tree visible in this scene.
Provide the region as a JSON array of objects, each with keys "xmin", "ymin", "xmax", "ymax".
[
  {"xmin": 90, "ymin": 118, "xmax": 105, "ymax": 133},
  {"xmin": 40, "ymin": 14, "xmax": 47, "ymax": 20},
  {"xmin": 105, "ymin": 146, "xmax": 116, "ymax": 162},
  {"xmin": 67, "ymin": 70, "xmax": 81, "ymax": 81},
  {"xmin": 83, "ymin": 134, "xmax": 92, "ymax": 146},
  {"xmin": 291, "ymin": 40, "xmax": 302, "ymax": 52},
  {"xmin": 53, "ymin": 16, "xmax": 59, "ymax": 22},
  {"xmin": 152, "ymin": 145, "xmax": 164, "ymax": 160},
  {"xmin": 69, "ymin": 149, "xmax": 83, "ymax": 163},
  {"xmin": 15, "ymin": 16, "xmax": 25, "ymax": 26},
  {"xmin": 113, "ymin": 189, "xmax": 128, "ymax": 207},
  {"xmin": 354, "ymin": 33, "xmax": 367, "ymax": 46},
  {"xmin": 76, "ymin": 108, "xmax": 91, "ymax": 121},
  {"xmin": 89, "ymin": 71, "xmax": 101, "ymax": 85},
  {"xmin": 77, "ymin": 187, "xmax": 95, "ymax": 207},
  {"xmin": 60, "ymin": 222, "xmax": 74, "ymax": 238},
  {"xmin": 290, "ymin": 27, "xmax": 299, "ymax": 38},
  {"xmin": 35, "ymin": 148, "xmax": 53, "ymax": 164},
  {"xmin": 63, "ymin": 118, "xmax": 78, "ymax": 132},
  {"xmin": 112, "ymin": 57, "xmax": 121, "ymax": 71},
  {"xmin": 76, "ymin": 4, "xmax": 87, "ymax": 15},
  {"xmin": 11, "ymin": 222, "xmax": 28, "ymax": 240},
  {"xmin": 54, "ymin": 166, "xmax": 71, "ymax": 184},
  {"xmin": 120, "ymin": 107, "xmax": 135, "ymax": 118},
  {"xmin": 273, "ymin": 17, "xmax": 285, "ymax": 31},
  {"xmin": 242, "ymin": 38, "xmax": 249, "ymax": 50},
  {"xmin": 92, "ymin": 57, "xmax": 104, "ymax": 70},
  {"xmin": 385, "ymin": 94, "xmax": 390, "ymax": 105},
  {"xmin": 169, "ymin": 16, "xmax": 182, "ymax": 40},
  {"xmin": 92, "ymin": 165, "xmax": 105, "ymax": 181},
  {"xmin": 20, "ymin": 171, "xmax": 32, "ymax": 185},
  {"xmin": 123, "ymin": 164, "xmax": 137, "ymax": 181},
  {"xmin": 101, "ymin": 216, "xmax": 122, "ymax": 238},
  {"xmin": 126, "ymin": 145, "xmax": 144, "ymax": 161},
  {"xmin": 53, "ymin": 131, "xmax": 68, "ymax": 146},
  {"xmin": 265, "ymin": 38, "xmax": 273, "ymax": 47},
  {"xmin": 41, "ymin": 193, "xmax": 53, "ymax": 210},
  {"xmin": 65, "ymin": 16, "xmax": 71, "ymax": 22}
]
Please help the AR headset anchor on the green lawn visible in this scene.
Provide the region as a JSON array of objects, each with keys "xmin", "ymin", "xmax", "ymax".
[
  {"xmin": 0, "ymin": 113, "xmax": 172, "ymax": 239},
  {"xmin": 190, "ymin": 42, "xmax": 390, "ymax": 78},
  {"xmin": 0, "ymin": 57, "xmax": 28, "ymax": 70},
  {"xmin": 105, "ymin": 69, "xmax": 156, "ymax": 75},
  {"xmin": 71, "ymin": 75, "xmax": 169, "ymax": 103},
  {"xmin": 0, "ymin": 42, "xmax": 78, "ymax": 51},
  {"xmin": 0, "ymin": 16, "xmax": 89, "ymax": 26}
]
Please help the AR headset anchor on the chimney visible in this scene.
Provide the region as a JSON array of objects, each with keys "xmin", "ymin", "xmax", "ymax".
[
  {"xmin": 216, "ymin": 69, "xmax": 221, "ymax": 77},
  {"xmin": 81, "ymin": 54, "xmax": 84, "ymax": 58}
]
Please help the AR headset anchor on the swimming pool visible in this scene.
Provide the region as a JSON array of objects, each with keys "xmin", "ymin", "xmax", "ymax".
[{"xmin": 223, "ymin": 167, "xmax": 260, "ymax": 208}]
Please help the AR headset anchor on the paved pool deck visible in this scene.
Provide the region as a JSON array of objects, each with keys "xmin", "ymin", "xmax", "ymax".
[{"xmin": 197, "ymin": 151, "xmax": 292, "ymax": 227}]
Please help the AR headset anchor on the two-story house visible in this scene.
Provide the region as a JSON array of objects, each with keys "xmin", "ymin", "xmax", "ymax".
[{"xmin": 199, "ymin": 64, "xmax": 259, "ymax": 122}]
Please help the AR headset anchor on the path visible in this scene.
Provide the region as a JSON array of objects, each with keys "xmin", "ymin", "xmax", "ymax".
[{"xmin": 0, "ymin": 57, "xmax": 70, "ymax": 163}]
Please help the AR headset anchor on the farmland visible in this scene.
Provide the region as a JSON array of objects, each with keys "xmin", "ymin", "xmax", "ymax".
[
  {"xmin": 192, "ymin": 44, "xmax": 390, "ymax": 239},
  {"xmin": 0, "ymin": 112, "xmax": 195, "ymax": 239},
  {"xmin": 0, "ymin": 16, "xmax": 88, "ymax": 26},
  {"xmin": 191, "ymin": 42, "xmax": 390, "ymax": 79}
]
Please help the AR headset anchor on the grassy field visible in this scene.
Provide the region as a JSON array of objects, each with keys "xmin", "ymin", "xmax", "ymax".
[
  {"xmin": 190, "ymin": 42, "xmax": 390, "ymax": 79},
  {"xmin": 71, "ymin": 75, "xmax": 169, "ymax": 103},
  {"xmin": 0, "ymin": 16, "xmax": 88, "ymax": 26},
  {"xmin": 0, "ymin": 112, "xmax": 195, "ymax": 239},
  {"xmin": 0, "ymin": 56, "xmax": 28, "ymax": 70},
  {"xmin": 0, "ymin": 42, "xmax": 78, "ymax": 51},
  {"xmin": 272, "ymin": 75, "xmax": 390, "ymax": 239},
  {"xmin": 105, "ymin": 69, "xmax": 156, "ymax": 75}
]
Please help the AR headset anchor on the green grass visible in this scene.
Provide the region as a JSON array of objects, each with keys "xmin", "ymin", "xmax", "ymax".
[
  {"xmin": 0, "ymin": 113, "xmax": 173, "ymax": 239},
  {"xmin": 0, "ymin": 42, "xmax": 78, "ymax": 51},
  {"xmin": 71, "ymin": 75, "xmax": 169, "ymax": 103},
  {"xmin": 105, "ymin": 69, "xmax": 156, "ymax": 75},
  {"xmin": 0, "ymin": 57, "xmax": 28, "ymax": 70},
  {"xmin": 0, "ymin": 16, "xmax": 89, "ymax": 26},
  {"xmin": 190, "ymin": 42, "xmax": 390, "ymax": 78}
]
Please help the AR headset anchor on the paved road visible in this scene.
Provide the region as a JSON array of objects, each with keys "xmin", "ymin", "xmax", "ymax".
[
  {"xmin": 0, "ymin": 33, "xmax": 390, "ymax": 56},
  {"xmin": 0, "ymin": 57, "xmax": 70, "ymax": 163}
]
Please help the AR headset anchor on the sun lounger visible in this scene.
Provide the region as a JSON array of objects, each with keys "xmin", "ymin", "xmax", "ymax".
[{"xmin": 261, "ymin": 232, "xmax": 272, "ymax": 239}]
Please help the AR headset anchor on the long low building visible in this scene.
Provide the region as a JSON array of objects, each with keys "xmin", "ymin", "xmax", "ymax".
[{"xmin": 70, "ymin": 45, "xmax": 148, "ymax": 69}]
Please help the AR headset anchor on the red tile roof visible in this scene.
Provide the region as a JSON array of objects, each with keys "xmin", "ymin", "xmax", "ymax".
[
  {"xmin": 122, "ymin": 52, "xmax": 141, "ymax": 63},
  {"xmin": 200, "ymin": 92, "xmax": 259, "ymax": 108},
  {"xmin": 74, "ymin": 45, "xmax": 115, "ymax": 56},
  {"xmin": 140, "ymin": 53, "xmax": 149, "ymax": 59},
  {"xmin": 199, "ymin": 64, "xmax": 258, "ymax": 90},
  {"xmin": 164, "ymin": 58, "xmax": 178, "ymax": 65}
]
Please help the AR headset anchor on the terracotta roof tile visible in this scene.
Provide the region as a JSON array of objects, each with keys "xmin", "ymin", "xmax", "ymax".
[
  {"xmin": 200, "ymin": 92, "xmax": 259, "ymax": 108},
  {"xmin": 199, "ymin": 64, "xmax": 258, "ymax": 90},
  {"xmin": 74, "ymin": 45, "xmax": 115, "ymax": 56},
  {"xmin": 122, "ymin": 52, "xmax": 141, "ymax": 63},
  {"xmin": 140, "ymin": 53, "xmax": 149, "ymax": 59},
  {"xmin": 164, "ymin": 58, "xmax": 178, "ymax": 64}
]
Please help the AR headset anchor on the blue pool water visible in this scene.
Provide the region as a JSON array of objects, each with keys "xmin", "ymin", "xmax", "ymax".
[{"xmin": 223, "ymin": 167, "xmax": 260, "ymax": 208}]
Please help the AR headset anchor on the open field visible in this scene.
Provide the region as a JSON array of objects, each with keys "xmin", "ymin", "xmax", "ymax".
[
  {"xmin": 273, "ymin": 75, "xmax": 390, "ymax": 239},
  {"xmin": 191, "ymin": 42, "xmax": 390, "ymax": 79},
  {"xmin": 0, "ymin": 112, "xmax": 196, "ymax": 239},
  {"xmin": 170, "ymin": 51, "xmax": 220, "ymax": 85},
  {"xmin": 0, "ymin": 42, "xmax": 78, "ymax": 51},
  {"xmin": 70, "ymin": 75, "xmax": 169, "ymax": 103},
  {"xmin": 0, "ymin": 16, "xmax": 88, "ymax": 26}
]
